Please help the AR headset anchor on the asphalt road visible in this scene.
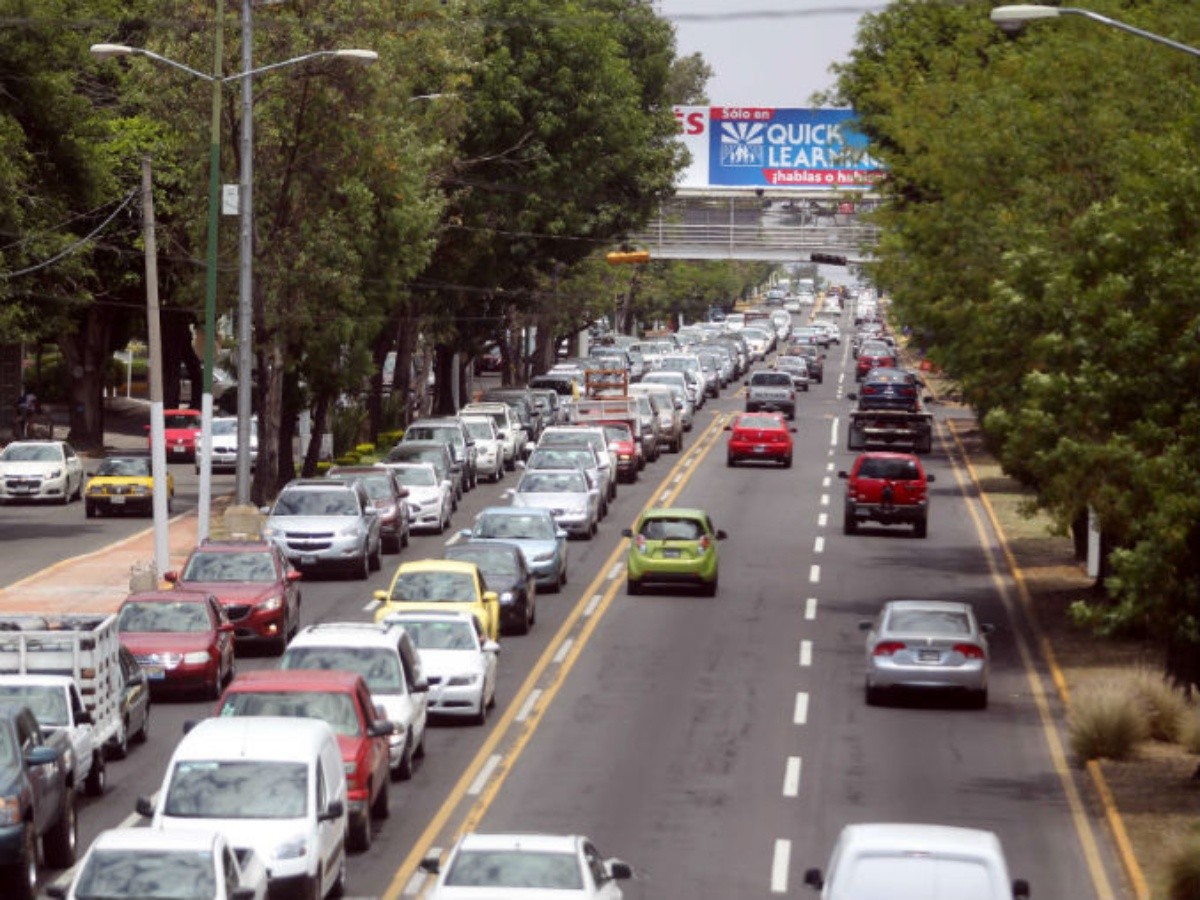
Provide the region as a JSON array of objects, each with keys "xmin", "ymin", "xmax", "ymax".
[{"xmin": 3, "ymin": 312, "xmax": 1125, "ymax": 900}]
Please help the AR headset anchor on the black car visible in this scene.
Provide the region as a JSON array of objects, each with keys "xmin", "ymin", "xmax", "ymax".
[
  {"xmin": 849, "ymin": 367, "xmax": 924, "ymax": 412},
  {"xmin": 444, "ymin": 541, "xmax": 536, "ymax": 636}
]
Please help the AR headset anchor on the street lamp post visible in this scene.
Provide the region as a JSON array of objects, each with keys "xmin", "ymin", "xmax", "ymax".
[
  {"xmin": 91, "ymin": 34, "xmax": 377, "ymax": 509},
  {"xmin": 990, "ymin": 6, "xmax": 1200, "ymax": 59}
]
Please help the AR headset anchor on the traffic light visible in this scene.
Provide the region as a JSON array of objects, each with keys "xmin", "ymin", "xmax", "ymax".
[
  {"xmin": 810, "ymin": 252, "xmax": 848, "ymax": 266},
  {"xmin": 606, "ymin": 249, "xmax": 651, "ymax": 265}
]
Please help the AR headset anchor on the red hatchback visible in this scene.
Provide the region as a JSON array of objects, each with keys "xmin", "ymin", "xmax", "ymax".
[
  {"xmin": 116, "ymin": 590, "xmax": 236, "ymax": 699},
  {"xmin": 146, "ymin": 408, "xmax": 202, "ymax": 460},
  {"xmin": 597, "ymin": 420, "xmax": 640, "ymax": 483},
  {"xmin": 725, "ymin": 412, "xmax": 795, "ymax": 468},
  {"xmin": 165, "ymin": 539, "xmax": 302, "ymax": 654},
  {"xmin": 215, "ymin": 669, "xmax": 393, "ymax": 853}
]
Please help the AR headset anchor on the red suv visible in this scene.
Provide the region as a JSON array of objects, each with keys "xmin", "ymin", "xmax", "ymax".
[
  {"xmin": 215, "ymin": 669, "xmax": 393, "ymax": 852},
  {"xmin": 839, "ymin": 452, "xmax": 934, "ymax": 538}
]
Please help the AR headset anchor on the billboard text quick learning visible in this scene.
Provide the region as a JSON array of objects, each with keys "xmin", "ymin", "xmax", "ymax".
[{"xmin": 673, "ymin": 106, "xmax": 884, "ymax": 190}]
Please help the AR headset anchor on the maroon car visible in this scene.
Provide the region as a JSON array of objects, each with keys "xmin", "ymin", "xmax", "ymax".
[
  {"xmin": 325, "ymin": 465, "xmax": 411, "ymax": 554},
  {"xmin": 165, "ymin": 539, "xmax": 301, "ymax": 654},
  {"xmin": 116, "ymin": 590, "xmax": 236, "ymax": 699}
]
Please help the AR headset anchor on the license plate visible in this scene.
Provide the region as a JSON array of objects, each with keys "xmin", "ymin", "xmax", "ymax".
[
  {"xmin": 754, "ymin": 446, "xmax": 767, "ymax": 453},
  {"xmin": 145, "ymin": 666, "xmax": 165, "ymax": 680},
  {"xmin": 301, "ymin": 554, "xmax": 317, "ymax": 566},
  {"xmin": 110, "ymin": 495, "xmax": 125, "ymax": 505},
  {"xmin": 918, "ymin": 650, "xmax": 940, "ymax": 662},
  {"xmin": 662, "ymin": 548, "xmax": 681, "ymax": 559},
  {"xmin": 13, "ymin": 485, "xmax": 34, "ymax": 493}
]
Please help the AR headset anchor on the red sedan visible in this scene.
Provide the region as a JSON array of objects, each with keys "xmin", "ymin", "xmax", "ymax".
[
  {"xmin": 146, "ymin": 408, "xmax": 202, "ymax": 460},
  {"xmin": 725, "ymin": 412, "xmax": 796, "ymax": 468},
  {"xmin": 597, "ymin": 420, "xmax": 640, "ymax": 483},
  {"xmin": 116, "ymin": 590, "xmax": 236, "ymax": 699},
  {"xmin": 165, "ymin": 539, "xmax": 302, "ymax": 654}
]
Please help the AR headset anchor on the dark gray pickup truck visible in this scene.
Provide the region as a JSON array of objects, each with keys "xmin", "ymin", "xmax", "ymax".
[{"xmin": 0, "ymin": 703, "xmax": 77, "ymax": 900}]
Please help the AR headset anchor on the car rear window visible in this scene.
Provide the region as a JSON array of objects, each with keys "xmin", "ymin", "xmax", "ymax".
[
  {"xmin": 219, "ymin": 690, "xmax": 361, "ymax": 737},
  {"xmin": 164, "ymin": 760, "xmax": 307, "ymax": 819},
  {"xmin": 751, "ymin": 373, "xmax": 792, "ymax": 387},
  {"xmin": 445, "ymin": 850, "xmax": 582, "ymax": 889},
  {"xmin": 887, "ymin": 609, "xmax": 971, "ymax": 635},
  {"xmin": 842, "ymin": 855, "xmax": 993, "ymax": 900},
  {"xmin": 274, "ymin": 490, "xmax": 358, "ymax": 516},
  {"xmin": 639, "ymin": 517, "xmax": 704, "ymax": 541},
  {"xmin": 857, "ymin": 458, "xmax": 921, "ymax": 480},
  {"xmin": 737, "ymin": 415, "xmax": 784, "ymax": 430},
  {"xmin": 476, "ymin": 514, "xmax": 555, "ymax": 540}
]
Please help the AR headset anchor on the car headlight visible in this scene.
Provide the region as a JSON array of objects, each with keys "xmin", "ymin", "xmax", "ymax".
[
  {"xmin": 262, "ymin": 525, "xmax": 279, "ymax": 539},
  {"xmin": 446, "ymin": 674, "xmax": 478, "ymax": 687},
  {"xmin": 182, "ymin": 651, "xmax": 211, "ymax": 664},
  {"xmin": 273, "ymin": 834, "xmax": 309, "ymax": 861},
  {"xmin": 86, "ymin": 484, "xmax": 101, "ymax": 495},
  {"xmin": 0, "ymin": 796, "xmax": 21, "ymax": 826},
  {"xmin": 131, "ymin": 485, "xmax": 150, "ymax": 495},
  {"xmin": 47, "ymin": 468, "xmax": 62, "ymax": 479},
  {"xmin": 336, "ymin": 524, "xmax": 362, "ymax": 537},
  {"xmin": 259, "ymin": 595, "xmax": 283, "ymax": 611},
  {"xmin": 499, "ymin": 591, "xmax": 515, "ymax": 605}
]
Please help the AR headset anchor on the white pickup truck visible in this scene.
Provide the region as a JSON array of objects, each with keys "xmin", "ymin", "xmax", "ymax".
[
  {"xmin": 0, "ymin": 613, "xmax": 125, "ymax": 795},
  {"xmin": 746, "ymin": 371, "xmax": 797, "ymax": 421}
]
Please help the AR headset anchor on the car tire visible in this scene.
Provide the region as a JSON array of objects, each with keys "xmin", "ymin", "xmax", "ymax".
[
  {"xmin": 308, "ymin": 867, "xmax": 324, "ymax": 900},
  {"xmin": 703, "ymin": 578, "xmax": 718, "ymax": 597},
  {"xmin": 513, "ymin": 600, "xmax": 532, "ymax": 635},
  {"xmin": 110, "ymin": 719, "xmax": 129, "ymax": 760},
  {"xmin": 843, "ymin": 509, "xmax": 858, "ymax": 535},
  {"xmin": 371, "ymin": 779, "xmax": 390, "ymax": 820},
  {"xmin": 354, "ymin": 550, "xmax": 370, "ymax": 581},
  {"xmin": 783, "ymin": 455, "xmax": 792, "ymax": 469},
  {"xmin": 914, "ymin": 516, "xmax": 928, "ymax": 539},
  {"xmin": 393, "ymin": 732, "xmax": 414, "ymax": 782},
  {"xmin": 43, "ymin": 792, "xmax": 76, "ymax": 868},
  {"xmin": 9, "ymin": 823, "xmax": 37, "ymax": 900},
  {"xmin": 865, "ymin": 683, "xmax": 882, "ymax": 706},
  {"xmin": 369, "ymin": 541, "xmax": 382, "ymax": 572},
  {"xmin": 726, "ymin": 455, "xmax": 736, "ymax": 467},
  {"xmin": 348, "ymin": 810, "xmax": 371, "ymax": 853},
  {"xmin": 85, "ymin": 752, "xmax": 106, "ymax": 797},
  {"xmin": 85, "ymin": 501, "xmax": 96, "ymax": 518},
  {"xmin": 971, "ymin": 688, "xmax": 989, "ymax": 710},
  {"xmin": 471, "ymin": 696, "xmax": 488, "ymax": 726},
  {"xmin": 384, "ymin": 533, "xmax": 401, "ymax": 555},
  {"xmin": 626, "ymin": 578, "xmax": 641, "ymax": 596},
  {"xmin": 134, "ymin": 704, "xmax": 150, "ymax": 743}
]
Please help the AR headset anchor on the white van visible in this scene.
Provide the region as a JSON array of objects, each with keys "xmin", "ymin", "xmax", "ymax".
[
  {"xmin": 803, "ymin": 823, "xmax": 1030, "ymax": 900},
  {"xmin": 137, "ymin": 717, "xmax": 348, "ymax": 899}
]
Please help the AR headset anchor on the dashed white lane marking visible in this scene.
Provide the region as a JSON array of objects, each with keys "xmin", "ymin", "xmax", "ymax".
[
  {"xmin": 794, "ymin": 692, "xmax": 809, "ymax": 725},
  {"xmin": 467, "ymin": 754, "xmax": 502, "ymax": 795},
  {"xmin": 516, "ymin": 689, "xmax": 542, "ymax": 723},
  {"xmin": 771, "ymin": 839, "xmax": 792, "ymax": 893},
  {"xmin": 800, "ymin": 640, "xmax": 813, "ymax": 667},
  {"xmin": 363, "ymin": 599, "xmax": 380, "ymax": 613},
  {"xmin": 817, "ymin": 512, "xmax": 828, "ymax": 528},
  {"xmin": 583, "ymin": 593, "xmax": 602, "ymax": 616},
  {"xmin": 809, "ymin": 564, "xmax": 820, "ymax": 583},
  {"xmin": 821, "ymin": 476, "xmax": 831, "ymax": 488},
  {"xmin": 443, "ymin": 532, "xmax": 462, "ymax": 547},
  {"xmin": 552, "ymin": 638, "xmax": 574, "ymax": 664},
  {"xmin": 607, "ymin": 562, "xmax": 624, "ymax": 581},
  {"xmin": 783, "ymin": 756, "xmax": 802, "ymax": 797},
  {"xmin": 813, "ymin": 536, "xmax": 825, "ymax": 554},
  {"xmin": 805, "ymin": 597, "xmax": 818, "ymax": 620},
  {"xmin": 672, "ymin": 473, "xmax": 683, "ymax": 484},
  {"xmin": 820, "ymin": 493, "xmax": 829, "ymax": 507},
  {"xmin": 829, "ymin": 415, "xmax": 839, "ymax": 447},
  {"xmin": 658, "ymin": 490, "xmax": 671, "ymax": 502},
  {"xmin": 826, "ymin": 461, "xmax": 834, "ymax": 472}
]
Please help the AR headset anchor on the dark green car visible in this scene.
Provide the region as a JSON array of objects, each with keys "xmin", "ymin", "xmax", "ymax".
[{"xmin": 621, "ymin": 507, "xmax": 727, "ymax": 597}]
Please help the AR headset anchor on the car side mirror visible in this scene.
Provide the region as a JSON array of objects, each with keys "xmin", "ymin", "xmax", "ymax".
[
  {"xmin": 502, "ymin": 489, "xmax": 514, "ymax": 499},
  {"xmin": 318, "ymin": 799, "xmax": 344, "ymax": 823},
  {"xmin": 412, "ymin": 679, "xmax": 430, "ymax": 693},
  {"xmin": 1012, "ymin": 878, "xmax": 1031, "ymax": 899},
  {"xmin": 837, "ymin": 471, "xmax": 849, "ymax": 479},
  {"xmin": 218, "ymin": 622, "xmax": 234, "ymax": 633},
  {"xmin": 484, "ymin": 591, "xmax": 500, "ymax": 607},
  {"xmin": 621, "ymin": 528, "xmax": 633, "ymax": 538},
  {"xmin": 25, "ymin": 745, "xmax": 60, "ymax": 767},
  {"xmin": 368, "ymin": 720, "xmax": 394, "ymax": 739},
  {"xmin": 163, "ymin": 570, "xmax": 178, "ymax": 583},
  {"xmin": 982, "ymin": 623, "xmax": 996, "ymax": 634},
  {"xmin": 608, "ymin": 859, "xmax": 634, "ymax": 880},
  {"xmin": 231, "ymin": 889, "xmax": 257, "ymax": 900},
  {"xmin": 723, "ymin": 425, "xmax": 731, "ymax": 431},
  {"xmin": 715, "ymin": 529, "xmax": 728, "ymax": 540},
  {"xmin": 482, "ymin": 640, "xmax": 501, "ymax": 654},
  {"xmin": 847, "ymin": 392, "xmax": 858, "ymax": 401},
  {"xmin": 136, "ymin": 795, "xmax": 156, "ymax": 817},
  {"xmin": 789, "ymin": 427, "xmax": 797, "ymax": 433},
  {"xmin": 419, "ymin": 857, "xmax": 441, "ymax": 875},
  {"xmin": 259, "ymin": 505, "xmax": 271, "ymax": 514},
  {"xmin": 287, "ymin": 570, "xmax": 303, "ymax": 582},
  {"xmin": 858, "ymin": 620, "xmax": 872, "ymax": 631},
  {"xmin": 803, "ymin": 868, "xmax": 824, "ymax": 890},
  {"xmin": 372, "ymin": 589, "xmax": 388, "ymax": 602},
  {"xmin": 926, "ymin": 473, "xmax": 936, "ymax": 483},
  {"xmin": 459, "ymin": 529, "xmax": 472, "ymax": 538},
  {"xmin": 398, "ymin": 487, "xmax": 410, "ymax": 498}
]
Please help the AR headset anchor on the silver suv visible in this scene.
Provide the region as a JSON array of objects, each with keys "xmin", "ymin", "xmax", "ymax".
[{"xmin": 262, "ymin": 478, "xmax": 382, "ymax": 580}]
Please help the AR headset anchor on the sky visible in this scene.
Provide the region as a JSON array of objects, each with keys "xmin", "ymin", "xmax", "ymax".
[{"xmin": 654, "ymin": 2, "xmax": 889, "ymax": 107}]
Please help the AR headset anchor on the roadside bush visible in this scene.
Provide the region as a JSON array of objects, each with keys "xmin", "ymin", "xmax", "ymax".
[
  {"xmin": 1068, "ymin": 683, "xmax": 1148, "ymax": 762},
  {"xmin": 330, "ymin": 403, "xmax": 367, "ymax": 458},
  {"xmin": 378, "ymin": 429, "xmax": 404, "ymax": 448},
  {"xmin": 1128, "ymin": 668, "xmax": 1191, "ymax": 743},
  {"xmin": 315, "ymin": 461, "xmax": 331, "ymax": 475},
  {"xmin": 1164, "ymin": 832, "xmax": 1200, "ymax": 900}
]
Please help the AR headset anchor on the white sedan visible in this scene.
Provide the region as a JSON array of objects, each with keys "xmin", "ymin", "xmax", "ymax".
[
  {"xmin": 385, "ymin": 461, "xmax": 453, "ymax": 533},
  {"xmin": 0, "ymin": 440, "xmax": 84, "ymax": 504},
  {"xmin": 48, "ymin": 826, "xmax": 268, "ymax": 900},
  {"xmin": 460, "ymin": 415, "xmax": 505, "ymax": 482},
  {"xmin": 420, "ymin": 833, "xmax": 632, "ymax": 899},
  {"xmin": 388, "ymin": 610, "xmax": 498, "ymax": 725}
]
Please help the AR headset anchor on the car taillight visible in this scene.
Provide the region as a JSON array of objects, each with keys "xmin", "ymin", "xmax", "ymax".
[
  {"xmin": 863, "ymin": 385, "xmax": 880, "ymax": 394},
  {"xmin": 953, "ymin": 643, "xmax": 985, "ymax": 660},
  {"xmin": 873, "ymin": 641, "xmax": 906, "ymax": 656}
]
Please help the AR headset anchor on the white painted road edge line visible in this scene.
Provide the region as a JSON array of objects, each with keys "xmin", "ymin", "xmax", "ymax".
[
  {"xmin": 467, "ymin": 754, "xmax": 502, "ymax": 796},
  {"xmin": 552, "ymin": 638, "xmax": 574, "ymax": 664},
  {"xmin": 805, "ymin": 597, "xmax": 818, "ymax": 620},
  {"xmin": 583, "ymin": 593, "xmax": 602, "ymax": 616},
  {"xmin": 794, "ymin": 692, "xmax": 809, "ymax": 725},
  {"xmin": 783, "ymin": 756, "xmax": 802, "ymax": 797},
  {"xmin": 771, "ymin": 839, "xmax": 791, "ymax": 893},
  {"xmin": 809, "ymin": 564, "xmax": 820, "ymax": 584},
  {"xmin": 515, "ymin": 689, "xmax": 542, "ymax": 723},
  {"xmin": 800, "ymin": 640, "xmax": 813, "ymax": 667}
]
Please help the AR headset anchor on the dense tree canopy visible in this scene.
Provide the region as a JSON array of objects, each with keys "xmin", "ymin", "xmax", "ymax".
[{"xmin": 828, "ymin": 0, "xmax": 1200, "ymax": 684}]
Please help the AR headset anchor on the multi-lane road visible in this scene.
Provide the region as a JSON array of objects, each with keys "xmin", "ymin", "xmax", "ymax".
[{"xmin": 0, "ymin": 311, "xmax": 1127, "ymax": 899}]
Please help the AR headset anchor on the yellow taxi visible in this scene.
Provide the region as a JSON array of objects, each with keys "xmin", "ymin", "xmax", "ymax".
[
  {"xmin": 373, "ymin": 559, "xmax": 500, "ymax": 640},
  {"xmin": 85, "ymin": 454, "xmax": 175, "ymax": 518}
]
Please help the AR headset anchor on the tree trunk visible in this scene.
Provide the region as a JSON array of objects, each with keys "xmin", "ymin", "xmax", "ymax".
[
  {"xmin": 301, "ymin": 392, "xmax": 329, "ymax": 477},
  {"xmin": 251, "ymin": 338, "xmax": 286, "ymax": 505},
  {"xmin": 59, "ymin": 306, "xmax": 112, "ymax": 450},
  {"xmin": 531, "ymin": 307, "xmax": 557, "ymax": 377},
  {"xmin": 432, "ymin": 345, "xmax": 456, "ymax": 416},
  {"xmin": 278, "ymin": 371, "xmax": 299, "ymax": 486}
]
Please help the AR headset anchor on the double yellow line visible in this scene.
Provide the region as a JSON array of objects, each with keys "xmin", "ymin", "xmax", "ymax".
[{"xmin": 384, "ymin": 410, "xmax": 731, "ymax": 899}]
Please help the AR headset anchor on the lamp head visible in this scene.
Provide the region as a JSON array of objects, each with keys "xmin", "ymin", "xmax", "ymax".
[
  {"xmin": 334, "ymin": 49, "xmax": 378, "ymax": 65},
  {"xmin": 990, "ymin": 5, "xmax": 1063, "ymax": 26},
  {"xmin": 90, "ymin": 43, "xmax": 135, "ymax": 60}
]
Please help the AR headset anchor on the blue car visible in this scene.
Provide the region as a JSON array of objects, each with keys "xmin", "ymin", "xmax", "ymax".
[{"xmin": 460, "ymin": 507, "xmax": 568, "ymax": 593}]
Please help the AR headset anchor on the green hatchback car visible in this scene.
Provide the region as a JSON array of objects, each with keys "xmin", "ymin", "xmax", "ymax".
[{"xmin": 622, "ymin": 507, "xmax": 727, "ymax": 596}]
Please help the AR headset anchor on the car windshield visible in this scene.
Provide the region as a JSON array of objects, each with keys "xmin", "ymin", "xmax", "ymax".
[
  {"xmin": 219, "ymin": 690, "xmax": 361, "ymax": 736},
  {"xmin": 1, "ymin": 444, "xmax": 59, "ymax": 462},
  {"xmin": 117, "ymin": 601, "xmax": 211, "ymax": 634},
  {"xmin": 181, "ymin": 550, "xmax": 276, "ymax": 582},
  {"xmin": 390, "ymin": 571, "xmax": 478, "ymax": 602},
  {"xmin": 164, "ymin": 414, "xmax": 198, "ymax": 429},
  {"xmin": 164, "ymin": 760, "xmax": 307, "ymax": 819},
  {"xmin": 0, "ymin": 685, "xmax": 68, "ymax": 726},
  {"xmin": 212, "ymin": 419, "xmax": 238, "ymax": 436},
  {"xmin": 887, "ymin": 609, "xmax": 971, "ymax": 636},
  {"xmin": 445, "ymin": 850, "xmax": 583, "ymax": 889},
  {"xmin": 464, "ymin": 421, "xmax": 494, "ymax": 439},
  {"xmin": 476, "ymin": 514, "xmax": 555, "ymax": 540},
  {"xmin": 280, "ymin": 646, "xmax": 405, "ymax": 694},
  {"xmin": 518, "ymin": 472, "xmax": 586, "ymax": 493},
  {"xmin": 638, "ymin": 517, "xmax": 704, "ymax": 541},
  {"xmin": 777, "ymin": 357, "xmax": 805, "ymax": 370},
  {"xmin": 406, "ymin": 427, "xmax": 456, "ymax": 445},
  {"xmin": 95, "ymin": 457, "xmax": 151, "ymax": 477},
  {"xmin": 386, "ymin": 447, "xmax": 446, "ymax": 474},
  {"xmin": 857, "ymin": 458, "xmax": 921, "ymax": 480},
  {"xmin": 329, "ymin": 472, "xmax": 392, "ymax": 500},
  {"xmin": 602, "ymin": 425, "xmax": 632, "ymax": 442},
  {"xmin": 392, "ymin": 466, "xmax": 437, "ymax": 487},
  {"xmin": 401, "ymin": 619, "xmax": 478, "ymax": 651},
  {"xmin": 273, "ymin": 490, "xmax": 358, "ymax": 516},
  {"xmin": 73, "ymin": 849, "xmax": 217, "ymax": 900},
  {"xmin": 447, "ymin": 547, "xmax": 519, "ymax": 579}
]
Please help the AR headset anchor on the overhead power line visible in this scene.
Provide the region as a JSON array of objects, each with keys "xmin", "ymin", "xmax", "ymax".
[{"xmin": 0, "ymin": 188, "xmax": 138, "ymax": 280}]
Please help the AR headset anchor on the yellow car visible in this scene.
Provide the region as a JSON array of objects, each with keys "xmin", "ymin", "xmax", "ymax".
[
  {"xmin": 85, "ymin": 455, "xmax": 175, "ymax": 518},
  {"xmin": 373, "ymin": 559, "xmax": 501, "ymax": 640}
]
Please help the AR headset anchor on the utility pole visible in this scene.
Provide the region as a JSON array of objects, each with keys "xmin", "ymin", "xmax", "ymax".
[{"xmin": 142, "ymin": 156, "xmax": 170, "ymax": 578}]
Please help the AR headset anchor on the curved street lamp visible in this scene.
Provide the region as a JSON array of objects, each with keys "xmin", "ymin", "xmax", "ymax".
[{"xmin": 990, "ymin": 5, "xmax": 1200, "ymax": 59}]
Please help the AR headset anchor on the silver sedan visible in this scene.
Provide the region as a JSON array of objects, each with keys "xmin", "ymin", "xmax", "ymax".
[
  {"xmin": 860, "ymin": 599, "xmax": 992, "ymax": 708},
  {"xmin": 505, "ymin": 468, "xmax": 599, "ymax": 539}
]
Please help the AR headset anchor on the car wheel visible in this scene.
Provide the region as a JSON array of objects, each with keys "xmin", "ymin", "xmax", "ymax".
[
  {"xmin": 726, "ymin": 455, "xmax": 736, "ymax": 467},
  {"xmin": 783, "ymin": 455, "xmax": 793, "ymax": 469},
  {"xmin": 134, "ymin": 704, "xmax": 150, "ymax": 743},
  {"xmin": 471, "ymin": 695, "xmax": 488, "ymax": 726},
  {"xmin": 384, "ymin": 533, "xmax": 401, "ymax": 555},
  {"xmin": 401, "ymin": 522, "xmax": 410, "ymax": 548},
  {"xmin": 369, "ymin": 541, "xmax": 382, "ymax": 572},
  {"xmin": 43, "ymin": 792, "xmax": 76, "ymax": 868},
  {"xmin": 971, "ymin": 688, "xmax": 989, "ymax": 710},
  {"xmin": 370, "ymin": 779, "xmax": 390, "ymax": 820},
  {"xmin": 354, "ymin": 549, "xmax": 370, "ymax": 581},
  {"xmin": 393, "ymin": 731, "xmax": 414, "ymax": 782},
  {"xmin": 85, "ymin": 752, "xmax": 106, "ymax": 797},
  {"xmin": 110, "ymin": 719, "xmax": 129, "ymax": 760},
  {"xmin": 347, "ymin": 809, "xmax": 372, "ymax": 853},
  {"xmin": 589, "ymin": 519, "xmax": 598, "ymax": 539},
  {"xmin": 308, "ymin": 867, "xmax": 324, "ymax": 900},
  {"xmin": 626, "ymin": 578, "xmax": 641, "ymax": 596},
  {"xmin": 9, "ymin": 824, "xmax": 37, "ymax": 900},
  {"xmin": 865, "ymin": 683, "xmax": 882, "ymax": 706},
  {"xmin": 703, "ymin": 577, "xmax": 718, "ymax": 597},
  {"xmin": 85, "ymin": 501, "xmax": 96, "ymax": 519},
  {"xmin": 914, "ymin": 516, "xmax": 928, "ymax": 539},
  {"xmin": 206, "ymin": 670, "xmax": 222, "ymax": 702},
  {"xmin": 843, "ymin": 510, "xmax": 858, "ymax": 535},
  {"xmin": 513, "ymin": 598, "xmax": 532, "ymax": 635}
]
